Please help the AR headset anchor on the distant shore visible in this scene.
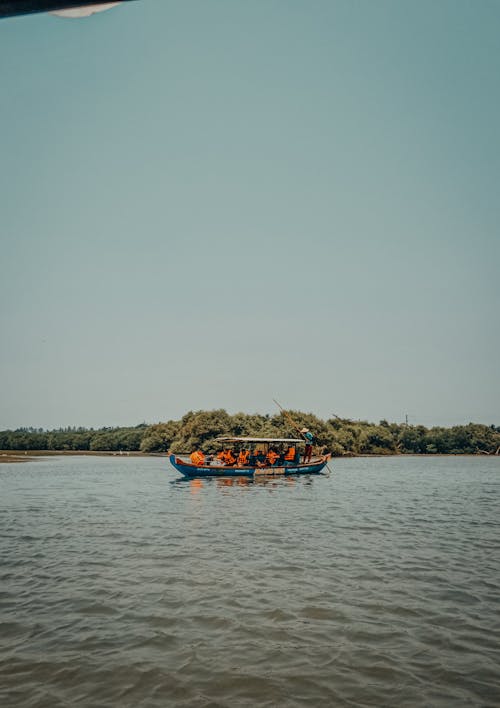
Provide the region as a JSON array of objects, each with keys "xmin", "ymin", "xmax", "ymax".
[
  {"xmin": 1, "ymin": 450, "xmax": 498, "ymax": 464},
  {"xmin": 0, "ymin": 450, "xmax": 163, "ymax": 463}
]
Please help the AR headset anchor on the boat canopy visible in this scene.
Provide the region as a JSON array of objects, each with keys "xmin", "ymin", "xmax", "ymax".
[
  {"xmin": 0, "ymin": 1, "xmax": 133, "ymax": 18},
  {"xmin": 216, "ymin": 436, "xmax": 304, "ymax": 444}
]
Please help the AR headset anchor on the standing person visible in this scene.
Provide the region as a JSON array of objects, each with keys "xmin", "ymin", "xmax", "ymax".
[{"xmin": 301, "ymin": 428, "xmax": 314, "ymax": 463}]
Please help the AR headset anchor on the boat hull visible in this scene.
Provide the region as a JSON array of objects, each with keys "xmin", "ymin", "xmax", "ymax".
[{"xmin": 169, "ymin": 454, "xmax": 330, "ymax": 478}]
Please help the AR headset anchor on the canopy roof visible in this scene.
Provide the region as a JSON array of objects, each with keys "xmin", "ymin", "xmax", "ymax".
[
  {"xmin": 0, "ymin": 1, "xmax": 134, "ymax": 18},
  {"xmin": 216, "ymin": 436, "xmax": 303, "ymax": 444}
]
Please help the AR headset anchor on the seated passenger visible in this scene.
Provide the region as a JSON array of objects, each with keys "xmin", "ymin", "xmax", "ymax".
[
  {"xmin": 284, "ymin": 446, "xmax": 296, "ymax": 464},
  {"xmin": 266, "ymin": 448, "xmax": 279, "ymax": 466},
  {"xmin": 222, "ymin": 448, "xmax": 236, "ymax": 466},
  {"xmin": 254, "ymin": 448, "xmax": 266, "ymax": 467},
  {"xmin": 190, "ymin": 450, "xmax": 205, "ymax": 466},
  {"xmin": 237, "ymin": 449, "xmax": 250, "ymax": 466}
]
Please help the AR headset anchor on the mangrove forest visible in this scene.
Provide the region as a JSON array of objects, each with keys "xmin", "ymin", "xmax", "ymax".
[{"xmin": 1, "ymin": 410, "xmax": 500, "ymax": 456}]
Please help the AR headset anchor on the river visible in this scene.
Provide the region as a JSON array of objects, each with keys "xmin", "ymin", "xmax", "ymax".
[{"xmin": 1, "ymin": 455, "xmax": 499, "ymax": 707}]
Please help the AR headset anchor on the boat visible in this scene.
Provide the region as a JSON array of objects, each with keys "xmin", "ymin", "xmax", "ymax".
[{"xmin": 169, "ymin": 436, "xmax": 331, "ymax": 478}]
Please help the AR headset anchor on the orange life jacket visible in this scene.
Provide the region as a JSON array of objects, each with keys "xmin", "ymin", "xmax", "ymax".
[
  {"xmin": 223, "ymin": 450, "xmax": 236, "ymax": 465},
  {"xmin": 190, "ymin": 451, "xmax": 205, "ymax": 466},
  {"xmin": 284, "ymin": 446, "xmax": 296, "ymax": 461},
  {"xmin": 266, "ymin": 450, "xmax": 279, "ymax": 465},
  {"xmin": 238, "ymin": 450, "xmax": 249, "ymax": 466}
]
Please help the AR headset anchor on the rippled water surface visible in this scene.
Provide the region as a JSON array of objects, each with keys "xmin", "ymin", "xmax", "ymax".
[{"xmin": 1, "ymin": 455, "xmax": 499, "ymax": 707}]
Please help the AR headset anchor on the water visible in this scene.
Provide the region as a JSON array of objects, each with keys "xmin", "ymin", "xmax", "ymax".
[{"xmin": 1, "ymin": 455, "xmax": 499, "ymax": 707}]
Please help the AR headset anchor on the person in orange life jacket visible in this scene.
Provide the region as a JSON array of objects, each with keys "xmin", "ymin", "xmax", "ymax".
[
  {"xmin": 222, "ymin": 448, "xmax": 236, "ymax": 466},
  {"xmin": 301, "ymin": 428, "xmax": 314, "ymax": 463},
  {"xmin": 190, "ymin": 450, "xmax": 205, "ymax": 466},
  {"xmin": 237, "ymin": 449, "xmax": 250, "ymax": 466},
  {"xmin": 266, "ymin": 448, "xmax": 280, "ymax": 466},
  {"xmin": 284, "ymin": 445, "xmax": 296, "ymax": 464}
]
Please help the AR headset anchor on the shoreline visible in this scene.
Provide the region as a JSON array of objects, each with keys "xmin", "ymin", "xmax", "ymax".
[
  {"xmin": 1, "ymin": 450, "xmax": 498, "ymax": 464},
  {"xmin": 0, "ymin": 450, "xmax": 163, "ymax": 463}
]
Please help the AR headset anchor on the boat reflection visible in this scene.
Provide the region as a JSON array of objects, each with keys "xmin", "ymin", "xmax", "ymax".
[
  {"xmin": 216, "ymin": 476, "xmax": 251, "ymax": 487},
  {"xmin": 216, "ymin": 475, "xmax": 298, "ymax": 488},
  {"xmin": 171, "ymin": 473, "xmax": 320, "ymax": 491},
  {"xmin": 189, "ymin": 478, "xmax": 204, "ymax": 495}
]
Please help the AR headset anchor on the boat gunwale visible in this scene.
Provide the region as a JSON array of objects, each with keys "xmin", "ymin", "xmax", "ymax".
[{"xmin": 171, "ymin": 453, "xmax": 327, "ymax": 470}]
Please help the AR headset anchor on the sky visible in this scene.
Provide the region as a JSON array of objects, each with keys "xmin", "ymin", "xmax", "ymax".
[{"xmin": 1, "ymin": 0, "xmax": 499, "ymax": 430}]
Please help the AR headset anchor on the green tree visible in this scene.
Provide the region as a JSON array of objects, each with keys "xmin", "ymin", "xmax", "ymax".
[{"xmin": 140, "ymin": 421, "xmax": 181, "ymax": 453}]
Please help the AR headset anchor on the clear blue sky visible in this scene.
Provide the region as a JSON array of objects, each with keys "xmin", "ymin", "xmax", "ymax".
[{"xmin": 1, "ymin": 0, "xmax": 499, "ymax": 430}]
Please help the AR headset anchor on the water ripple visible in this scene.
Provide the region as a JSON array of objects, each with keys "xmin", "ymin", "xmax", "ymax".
[{"xmin": 1, "ymin": 455, "xmax": 499, "ymax": 707}]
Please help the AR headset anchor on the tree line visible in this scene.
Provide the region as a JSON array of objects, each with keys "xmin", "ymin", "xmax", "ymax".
[{"xmin": 1, "ymin": 411, "xmax": 500, "ymax": 456}]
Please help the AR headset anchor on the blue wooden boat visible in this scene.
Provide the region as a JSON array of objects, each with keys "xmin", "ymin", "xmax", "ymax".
[{"xmin": 169, "ymin": 436, "xmax": 331, "ymax": 479}]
